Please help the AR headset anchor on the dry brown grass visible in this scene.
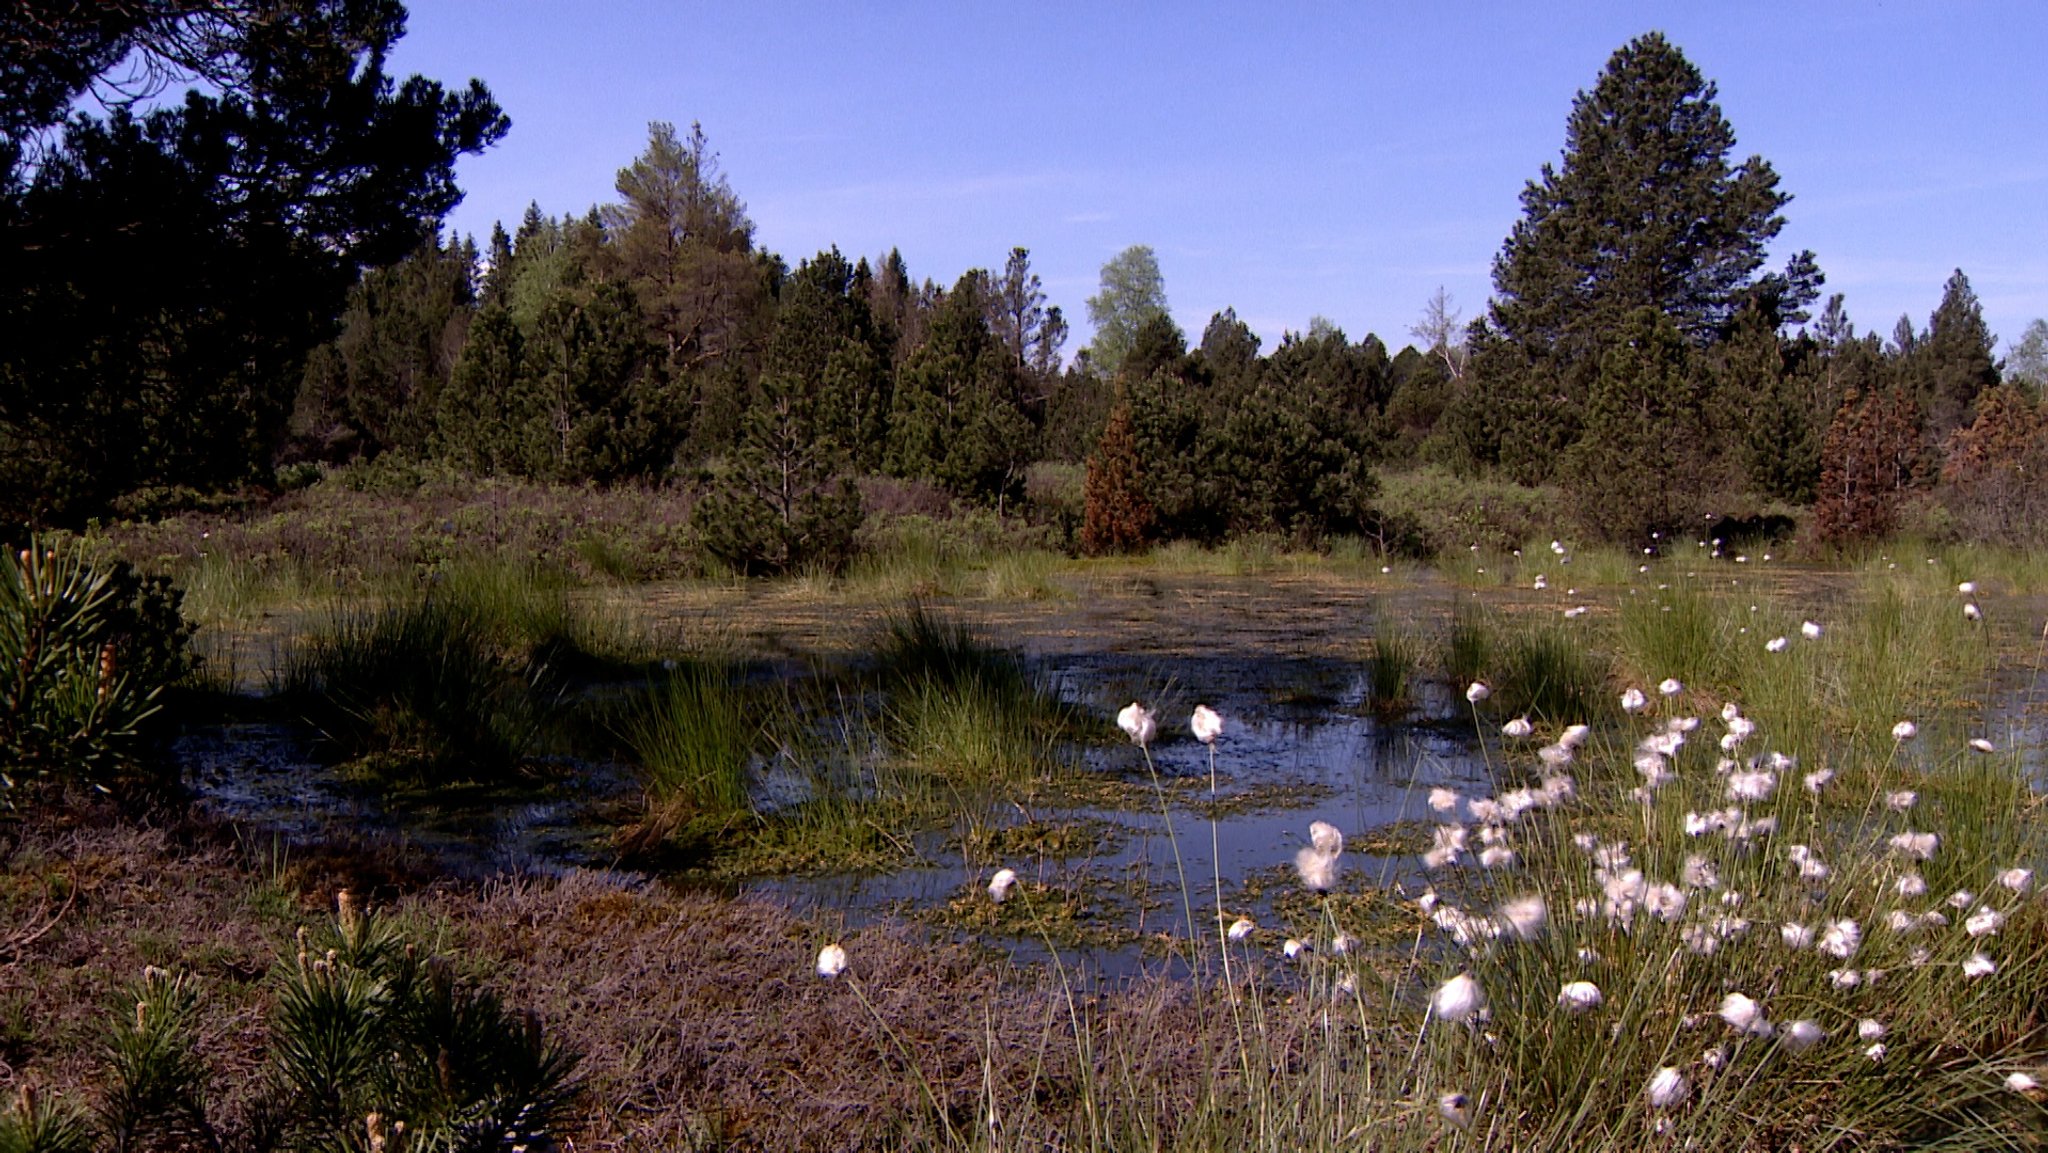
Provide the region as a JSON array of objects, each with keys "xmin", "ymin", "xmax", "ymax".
[{"xmin": 0, "ymin": 808, "xmax": 1330, "ymax": 1151}]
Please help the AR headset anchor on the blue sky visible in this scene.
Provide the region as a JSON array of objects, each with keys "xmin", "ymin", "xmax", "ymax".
[{"xmin": 389, "ymin": 2, "xmax": 2047, "ymax": 358}]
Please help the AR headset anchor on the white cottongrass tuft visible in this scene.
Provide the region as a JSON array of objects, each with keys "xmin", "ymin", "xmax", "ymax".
[
  {"xmin": 1309, "ymin": 820, "xmax": 1344, "ymax": 856},
  {"xmin": 1644, "ymin": 882, "xmax": 1687, "ymax": 922},
  {"xmin": 1892, "ymin": 720, "xmax": 1917, "ymax": 741},
  {"xmin": 1621, "ymin": 687, "xmax": 1648, "ymax": 713},
  {"xmin": 1765, "ymin": 636, "xmax": 1789, "ymax": 653},
  {"xmin": 1970, "ymin": 737, "xmax": 1997, "ymax": 754},
  {"xmin": 1803, "ymin": 768, "xmax": 1834, "ymax": 793},
  {"xmin": 1437, "ymin": 1091, "xmax": 1473, "ymax": 1130},
  {"xmin": 1719, "ymin": 992, "xmax": 1772, "ymax": 1037},
  {"xmin": 1296, "ymin": 846, "xmax": 1339, "ymax": 891},
  {"xmin": 1190, "ymin": 704, "xmax": 1224, "ymax": 745},
  {"xmin": 1117, "ymin": 702, "xmax": 1158, "ymax": 746},
  {"xmin": 1561, "ymin": 723, "xmax": 1593, "ymax": 748},
  {"xmin": 1947, "ymin": 889, "xmax": 1976, "ymax": 909},
  {"xmin": 1728, "ymin": 769, "xmax": 1776, "ymax": 803},
  {"xmin": 1959, "ymin": 581, "xmax": 1977, "ymax": 594},
  {"xmin": 1479, "ymin": 845, "xmax": 1517, "ymax": 869},
  {"xmin": 1999, "ymin": 867, "xmax": 2033, "ymax": 893},
  {"xmin": 817, "ymin": 943, "xmax": 849, "ymax": 979},
  {"xmin": 1780, "ymin": 922, "xmax": 1814, "ymax": 949},
  {"xmin": 1646, "ymin": 1067, "xmax": 1689, "ymax": 1109},
  {"xmin": 1681, "ymin": 854, "xmax": 1719, "ymax": 889},
  {"xmin": 1964, "ymin": 952, "xmax": 1998, "ymax": 979},
  {"xmin": 988, "ymin": 868, "xmax": 1018, "ymax": 904},
  {"xmin": 1283, "ymin": 937, "xmax": 1306, "ymax": 959},
  {"xmin": 1819, "ymin": 919, "xmax": 1862, "ymax": 960},
  {"xmin": 1886, "ymin": 789, "xmax": 1918, "ymax": 812},
  {"xmin": 1502, "ymin": 716, "xmax": 1534, "ymax": 738},
  {"xmin": 1496, "ymin": 894, "xmax": 1547, "ymax": 940},
  {"xmin": 1465, "ymin": 681, "xmax": 1491, "ymax": 703},
  {"xmin": 1659, "ymin": 677, "xmax": 1684, "ymax": 696},
  {"xmin": 1967, "ymin": 907, "xmax": 2006, "ymax": 938},
  {"xmin": 1965, "ymin": 602, "xmax": 1982, "ymax": 621},
  {"xmin": 1801, "ymin": 620, "xmax": 1823, "ymax": 639},
  {"xmin": 1782, "ymin": 1019, "xmax": 1824, "ymax": 1053},
  {"xmin": 1896, "ymin": 871, "xmax": 1928, "ymax": 897},
  {"xmin": 2006, "ymin": 1072, "xmax": 2039, "ymax": 1094},
  {"xmin": 1859, "ymin": 1019, "xmax": 1886, "ymax": 1040},
  {"xmin": 1431, "ymin": 972, "xmax": 1486, "ymax": 1024},
  {"xmin": 1428, "ymin": 787, "xmax": 1462, "ymax": 814},
  {"xmin": 1227, "ymin": 916, "xmax": 1255, "ymax": 942},
  {"xmin": 1889, "ymin": 830, "xmax": 1938, "ymax": 859},
  {"xmin": 1558, "ymin": 980, "xmax": 1603, "ymax": 1013},
  {"xmin": 1865, "ymin": 1043, "xmax": 1887, "ymax": 1062}
]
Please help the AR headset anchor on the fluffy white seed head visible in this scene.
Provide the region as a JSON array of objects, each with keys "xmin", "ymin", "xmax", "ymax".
[
  {"xmin": 1309, "ymin": 820, "xmax": 1344, "ymax": 856},
  {"xmin": 1117, "ymin": 702, "xmax": 1157, "ymax": 746},
  {"xmin": 1190, "ymin": 704, "xmax": 1224, "ymax": 745},
  {"xmin": 1502, "ymin": 716, "xmax": 1533, "ymax": 738},
  {"xmin": 1431, "ymin": 973, "xmax": 1486, "ymax": 1024},
  {"xmin": 1719, "ymin": 992, "xmax": 1771, "ymax": 1036},
  {"xmin": 1558, "ymin": 980, "xmax": 1603, "ymax": 1013},
  {"xmin": 1659, "ymin": 678, "xmax": 1683, "ymax": 696},
  {"xmin": 817, "ymin": 943, "xmax": 849, "ymax": 979},
  {"xmin": 1227, "ymin": 916, "xmax": 1255, "ymax": 942},
  {"xmin": 1647, "ymin": 1067, "xmax": 1689, "ymax": 1109},
  {"xmin": 1782, "ymin": 1019, "xmax": 1824, "ymax": 1053},
  {"xmin": 1621, "ymin": 687, "xmax": 1648, "ymax": 713},
  {"xmin": 1892, "ymin": 720, "xmax": 1917, "ymax": 741},
  {"xmin": 988, "ymin": 868, "xmax": 1019, "ymax": 904},
  {"xmin": 1465, "ymin": 681, "xmax": 1490, "ymax": 703}
]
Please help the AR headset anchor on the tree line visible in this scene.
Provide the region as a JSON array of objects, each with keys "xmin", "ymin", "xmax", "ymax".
[{"xmin": 5, "ymin": 13, "xmax": 2045, "ymax": 566}]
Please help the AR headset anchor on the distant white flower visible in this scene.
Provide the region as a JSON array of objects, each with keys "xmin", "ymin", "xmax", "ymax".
[
  {"xmin": 1538, "ymin": 774, "xmax": 1576, "ymax": 805},
  {"xmin": 1889, "ymin": 830, "xmax": 1938, "ymax": 860},
  {"xmin": 1532, "ymin": 574, "xmax": 1547, "ymax": 590},
  {"xmin": 1971, "ymin": 738, "xmax": 1997, "ymax": 754},
  {"xmin": 1497, "ymin": 894, "xmax": 1547, "ymax": 939},
  {"xmin": 1540, "ymin": 743, "xmax": 1575, "ymax": 769},
  {"xmin": 1958, "ymin": 581, "xmax": 1977, "ymax": 595},
  {"xmin": 1819, "ymin": 919, "xmax": 1862, "ymax": 960},
  {"xmin": 1309, "ymin": 821, "xmax": 1344, "ymax": 856},
  {"xmin": 1465, "ymin": 682, "xmax": 1491, "ymax": 703},
  {"xmin": 817, "ymin": 943, "xmax": 849, "ymax": 979},
  {"xmin": 1621, "ymin": 687, "xmax": 1648, "ymax": 713},
  {"xmin": 1896, "ymin": 872, "xmax": 1928, "ymax": 897},
  {"xmin": 1431, "ymin": 973, "xmax": 1486, "ymax": 1024},
  {"xmin": 1685, "ymin": 811, "xmax": 1712, "ymax": 837},
  {"xmin": 1828, "ymin": 967, "xmax": 1861, "ymax": 989},
  {"xmin": 1438, "ymin": 1091, "xmax": 1473, "ymax": 1130},
  {"xmin": 1865, "ymin": 1043, "xmax": 1887, "ymax": 1063},
  {"xmin": 1964, "ymin": 602, "xmax": 1982, "ymax": 621},
  {"xmin": 1682, "ymin": 854, "xmax": 1719, "ymax": 889},
  {"xmin": 2006, "ymin": 1072, "xmax": 2039, "ymax": 1094},
  {"xmin": 1964, "ymin": 952, "xmax": 1997, "ymax": 979},
  {"xmin": 1502, "ymin": 716, "xmax": 1534, "ymax": 738},
  {"xmin": 1428, "ymin": 787, "xmax": 1461, "ymax": 814},
  {"xmin": 1783, "ymin": 1020, "xmax": 1824, "ymax": 1053},
  {"xmin": 1647, "ymin": 1067, "xmax": 1689, "ymax": 1109},
  {"xmin": 1659, "ymin": 678, "xmax": 1683, "ymax": 696},
  {"xmin": 1999, "ymin": 868, "xmax": 2033, "ymax": 893},
  {"xmin": 1479, "ymin": 845, "xmax": 1517, "ymax": 869},
  {"xmin": 1765, "ymin": 636, "xmax": 1789, "ymax": 653},
  {"xmin": 1190, "ymin": 704, "xmax": 1224, "ymax": 745},
  {"xmin": 1728, "ymin": 770, "xmax": 1776, "ymax": 803},
  {"xmin": 1334, "ymin": 973, "xmax": 1357, "ymax": 997},
  {"xmin": 1719, "ymin": 992, "xmax": 1772, "ymax": 1037},
  {"xmin": 1560, "ymin": 723, "xmax": 1593, "ymax": 748},
  {"xmin": 1781, "ymin": 922, "xmax": 1814, "ymax": 949},
  {"xmin": 1892, "ymin": 720, "xmax": 1917, "ymax": 741},
  {"xmin": 989, "ymin": 868, "xmax": 1019, "ymax": 904},
  {"xmin": 1558, "ymin": 980, "xmax": 1603, "ymax": 1013},
  {"xmin": 1886, "ymin": 789, "xmax": 1918, "ymax": 812},
  {"xmin": 1788, "ymin": 843, "xmax": 1830, "ymax": 881},
  {"xmin": 1467, "ymin": 798, "xmax": 1504, "ymax": 823},
  {"xmin": 1859, "ymin": 1019, "xmax": 1886, "ymax": 1041},
  {"xmin": 1283, "ymin": 937, "xmax": 1305, "ymax": 958},
  {"xmin": 1803, "ymin": 768, "xmax": 1834, "ymax": 793},
  {"xmin": 1227, "ymin": 916, "xmax": 1255, "ymax": 942},
  {"xmin": 1551, "ymin": 539, "xmax": 1565, "ymax": 554},
  {"xmin": 1331, "ymin": 932, "xmax": 1355, "ymax": 954},
  {"xmin": 1967, "ymin": 907, "xmax": 2006, "ymax": 937},
  {"xmin": 1801, "ymin": 620, "xmax": 1823, "ymax": 640},
  {"xmin": 1564, "ymin": 605, "xmax": 1588, "ymax": 618},
  {"xmin": 1885, "ymin": 910, "xmax": 1918, "ymax": 934},
  {"xmin": 1645, "ymin": 882, "xmax": 1687, "ymax": 922},
  {"xmin": 1117, "ymin": 702, "xmax": 1157, "ymax": 746}
]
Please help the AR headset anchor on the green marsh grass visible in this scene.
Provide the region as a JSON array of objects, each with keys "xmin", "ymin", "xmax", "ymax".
[
  {"xmin": 1364, "ymin": 611, "xmax": 1420, "ymax": 717},
  {"xmin": 624, "ymin": 664, "xmax": 757, "ymax": 817}
]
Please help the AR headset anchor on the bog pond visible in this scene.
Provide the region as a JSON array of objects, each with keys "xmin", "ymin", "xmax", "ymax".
[{"xmin": 171, "ymin": 562, "xmax": 2048, "ymax": 971}]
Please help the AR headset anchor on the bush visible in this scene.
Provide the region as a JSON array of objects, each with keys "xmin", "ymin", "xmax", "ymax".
[{"xmin": 0, "ymin": 542, "xmax": 186, "ymax": 806}]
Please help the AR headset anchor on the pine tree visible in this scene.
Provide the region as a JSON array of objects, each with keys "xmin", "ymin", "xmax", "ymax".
[
  {"xmin": 1560, "ymin": 308, "xmax": 1717, "ymax": 542},
  {"xmin": 1081, "ymin": 401, "xmax": 1153, "ymax": 554},
  {"xmin": 887, "ymin": 274, "xmax": 1037, "ymax": 508},
  {"xmin": 1814, "ymin": 388, "xmax": 1927, "ymax": 544},
  {"xmin": 1902, "ymin": 269, "xmax": 2000, "ymax": 436}
]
